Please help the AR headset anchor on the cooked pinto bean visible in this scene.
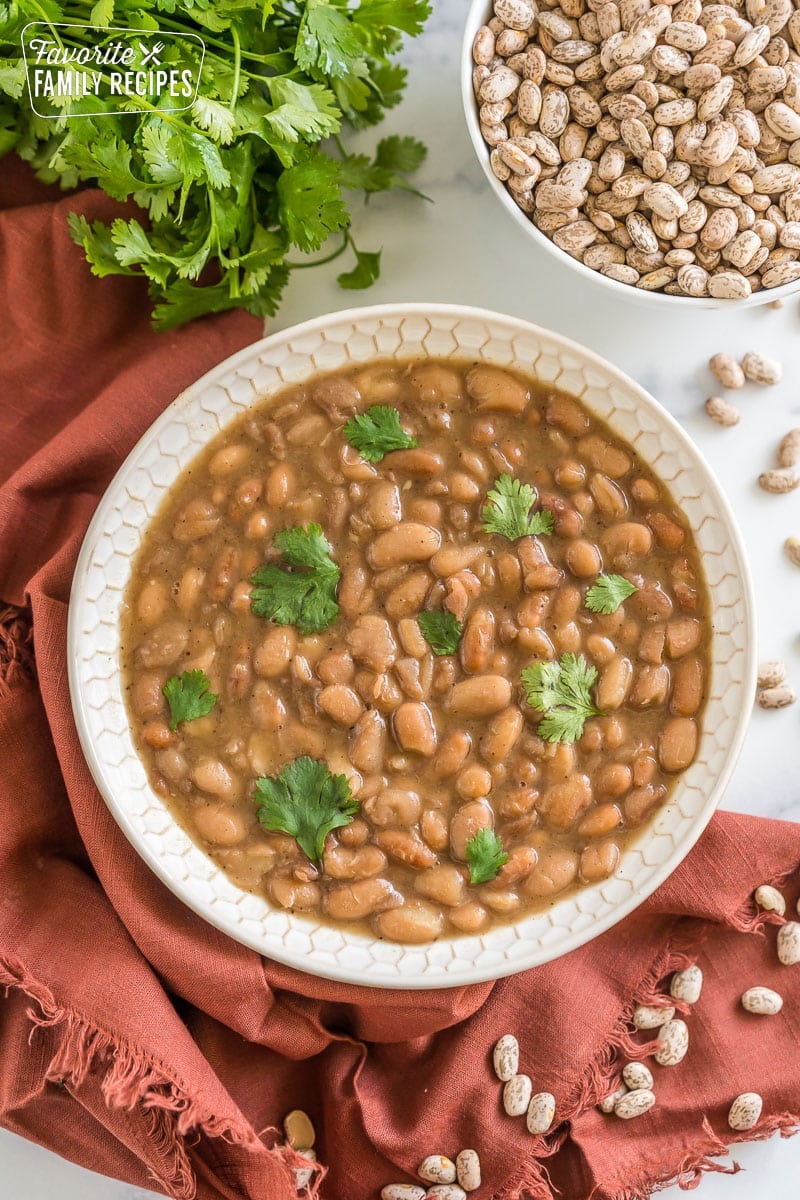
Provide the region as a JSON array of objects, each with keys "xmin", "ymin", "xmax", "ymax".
[
  {"xmin": 325, "ymin": 877, "xmax": 403, "ymax": 920},
  {"xmin": 433, "ymin": 730, "xmax": 472, "ymax": 778},
  {"xmin": 480, "ymin": 707, "xmax": 524, "ymax": 764},
  {"xmin": 466, "ymin": 364, "xmax": 529, "ymax": 413},
  {"xmin": 597, "ymin": 656, "xmax": 634, "ymax": 711},
  {"xmin": 373, "ymin": 900, "xmax": 445, "ymax": 942},
  {"xmin": 450, "ymin": 800, "xmax": 494, "ymax": 860},
  {"xmin": 629, "ymin": 664, "xmax": 671, "ymax": 708},
  {"xmin": 322, "ymin": 842, "xmax": 387, "ymax": 880},
  {"xmin": 393, "ymin": 702, "xmax": 437, "ymax": 756},
  {"xmin": 665, "ymin": 617, "xmax": 703, "ymax": 659},
  {"xmin": 363, "ymin": 787, "xmax": 421, "ymax": 827},
  {"xmin": 450, "ymin": 676, "xmax": 512, "ymax": 715},
  {"xmin": 523, "ymin": 847, "xmax": 579, "ymax": 897},
  {"xmin": 538, "ymin": 775, "xmax": 593, "ymax": 830},
  {"xmin": 460, "ymin": 607, "xmax": 495, "ymax": 674},
  {"xmin": 600, "ymin": 523, "xmax": 653, "ymax": 567},
  {"xmin": 566, "ymin": 539, "xmax": 602, "ymax": 578},
  {"xmin": 346, "ymin": 615, "xmax": 397, "ymax": 672},
  {"xmin": 367, "ymin": 523, "xmax": 441, "ymax": 568},
  {"xmin": 361, "ymin": 481, "xmax": 402, "ymax": 529},
  {"xmin": 580, "ymin": 840, "xmax": 620, "ymax": 882},
  {"xmin": 659, "ymin": 717, "xmax": 698, "ymax": 773},
  {"xmin": 124, "ymin": 357, "xmax": 709, "ymax": 943},
  {"xmin": 137, "ymin": 622, "xmax": 189, "ymax": 668},
  {"xmin": 671, "ymin": 656, "xmax": 704, "ymax": 716},
  {"xmin": 349, "ymin": 710, "xmax": 386, "ymax": 772}
]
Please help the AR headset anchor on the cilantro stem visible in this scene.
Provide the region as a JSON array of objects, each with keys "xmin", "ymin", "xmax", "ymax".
[
  {"xmin": 286, "ymin": 234, "xmax": 349, "ymax": 269},
  {"xmin": 229, "ymin": 26, "xmax": 243, "ymax": 114}
]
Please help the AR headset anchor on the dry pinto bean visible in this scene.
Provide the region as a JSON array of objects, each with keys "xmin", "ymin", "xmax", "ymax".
[
  {"xmin": 381, "ymin": 1188, "xmax": 426, "ymax": 1200},
  {"xmin": 776, "ymin": 921, "xmax": 800, "ymax": 964},
  {"xmin": 456, "ymin": 1150, "xmax": 481, "ymax": 1194},
  {"xmin": 728, "ymin": 1093, "xmax": 764, "ymax": 1132},
  {"xmin": 741, "ymin": 986, "xmax": 783, "ymax": 1015},
  {"xmin": 493, "ymin": 1033, "xmax": 520, "ymax": 1081},
  {"xmin": 419, "ymin": 1157, "xmax": 457, "ymax": 1185},
  {"xmin": 754, "ymin": 883, "xmax": 786, "ymax": 915},
  {"xmin": 526, "ymin": 1092, "xmax": 556, "ymax": 1135},
  {"xmin": 655, "ymin": 1018, "xmax": 689, "ymax": 1066},
  {"xmin": 504, "ymin": 1073, "xmax": 533, "ymax": 1116},
  {"xmin": 633, "ymin": 1003, "xmax": 675, "ymax": 1029},
  {"xmin": 671, "ymin": 964, "xmax": 703, "ymax": 1003},
  {"xmin": 615, "ymin": 1089, "xmax": 656, "ymax": 1119}
]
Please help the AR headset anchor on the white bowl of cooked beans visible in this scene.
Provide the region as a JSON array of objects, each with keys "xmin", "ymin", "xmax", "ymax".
[
  {"xmin": 68, "ymin": 303, "xmax": 755, "ymax": 988},
  {"xmin": 462, "ymin": 0, "xmax": 800, "ymax": 308}
]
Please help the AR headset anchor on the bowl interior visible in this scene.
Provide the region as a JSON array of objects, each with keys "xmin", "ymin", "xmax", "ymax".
[
  {"xmin": 461, "ymin": 0, "xmax": 800, "ymax": 312},
  {"xmin": 67, "ymin": 303, "xmax": 756, "ymax": 988}
]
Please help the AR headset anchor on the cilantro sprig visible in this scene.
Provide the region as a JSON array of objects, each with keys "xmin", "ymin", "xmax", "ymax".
[
  {"xmin": 251, "ymin": 524, "xmax": 340, "ymax": 635},
  {"xmin": 254, "ymin": 756, "xmax": 358, "ymax": 864},
  {"xmin": 466, "ymin": 829, "xmax": 508, "ymax": 885},
  {"xmin": 481, "ymin": 475, "xmax": 554, "ymax": 541},
  {"xmin": 163, "ymin": 670, "xmax": 218, "ymax": 731},
  {"xmin": 3, "ymin": 2, "xmax": 432, "ymax": 329},
  {"xmin": 585, "ymin": 574, "xmax": 638, "ymax": 614},
  {"xmin": 418, "ymin": 610, "xmax": 463, "ymax": 656},
  {"xmin": 521, "ymin": 653, "xmax": 600, "ymax": 744},
  {"xmin": 343, "ymin": 405, "xmax": 418, "ymax": 462}
]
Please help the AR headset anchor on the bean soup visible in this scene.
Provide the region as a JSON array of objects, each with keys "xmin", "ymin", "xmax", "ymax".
[{"xmin": 122, "ymin": 358, "xmax": 710, "ymax": 944}]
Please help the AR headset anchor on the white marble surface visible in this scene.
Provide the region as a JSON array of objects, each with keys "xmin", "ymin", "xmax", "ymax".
[{"xmin": 5, "ymin": 0, "xmax": 800, "ymax": 1195}]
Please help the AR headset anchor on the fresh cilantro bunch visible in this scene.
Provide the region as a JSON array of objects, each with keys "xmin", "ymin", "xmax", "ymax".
[
  {"xmin": 163, "ymin": 669, "xmax": 218, "ymax": 730},
  {"xmin": 481, "ymin": 475, "xmax": 554, "ymax": 541},
  {"xmin": 521, "ymin": 653, "xmax": 600, "ymax": 744},
  {"xmin": 254, "ymin": 756, "xmax": 358, "ymax": 863},
  {"xmin": 0, "ymin": 0, "xmax": 430, "ymax": 328},
  {"xmin": 251, "ymin": 523, "xmax": 340, "ymax": 635}
]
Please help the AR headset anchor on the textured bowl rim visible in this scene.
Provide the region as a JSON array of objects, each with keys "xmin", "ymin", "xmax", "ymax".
[
  {"xmin": 67, "ymin": 302, "xmax": 757, "ymax": 989},
  {"xmin": 460, "ymin": 0, "xmax": 800, "ymax": 312}
]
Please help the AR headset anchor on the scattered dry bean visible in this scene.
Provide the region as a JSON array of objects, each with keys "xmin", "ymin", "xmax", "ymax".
[
  {"xmin": 670, "ymin": 964, "xmax": 703, "ymax": 1004},
  {"xmin": 655, "ymin": 1018, "xmax": 689, "ymax": 1066},
  {"xmin": 418, "ymin": 1156, "xmax": 457, "ymax": 1185},
  {"xmin": 493, "ymin": 1034, "xmax": 520, "ymax": 1081},
  {"xmin": 704, "ymin": 396, "xmax": 740, "ymax": 426},
  {"xmin": 755, "ymin": 884, "xmax": 786, "ymax": 915},
  {"xmin": 633, "ymin": 1004, "xmax": 676, "ymax": 1029},
  {"xmin": 504, "ymin": 1073, "xmax": 534, "ymax": 1116},
  {"xmin": 526, "ymin": 1092, "xmax": 556, "ymax": 1135},
  {"xmin": 777, "ymin": 921, "xmax": 800, "ymax": 964},
  {"xmin": 622, "ymin": 1062, "xmax": 654, "ymax": 1091},
  {"xmin": 741, "ymin": 985, "xmax": 783, "ymax": 1015},
  {"xmin": 728, "ymin": 1093, "xmax": 763, "ymax": 1131},
  {"xmin": 757, "ymin": 661, "xmax": 787, "ymax": 689},
  {"xmin": 757, "ymin": 684, "xmax": 797, "ymax": 708},
  {"xmin": 456, "ymin": 1150, "xmax": 482, "ymax": 1193},
  {"xmin": 614, "ymin": 1089, "xmax": 656, "ymax": 1119},
  {"xmin": 784, "ymin": 536, "xmax": 800, "ymax": 566}
]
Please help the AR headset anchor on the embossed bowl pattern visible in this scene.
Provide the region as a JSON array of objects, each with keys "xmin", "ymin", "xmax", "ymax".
[{"xmin": 67, "ymin": 304, "xmax": 756, "ymax": 988}]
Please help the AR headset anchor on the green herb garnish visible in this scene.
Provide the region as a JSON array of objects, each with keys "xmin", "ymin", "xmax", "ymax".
[
  {"xmin": 465, "ymin": 828, "xmax": 508, "ymax": 885},
  {"xmin": 481, "ymin": 474, "xmax": 554, "ymax": 541},
  {"xmin": 343, "ymin": 405, "xmax": 418, "ymax": 462},
  {"xmin": 585, "ymin": 574, "xmax": 638, "ymax": 614},
  {"xmin": 3, "ymin": 3, "xmax": 432, "ymax": 329},
  {"xmin": 250, "ymin": 524, "xmax": 340, "ymax": 635},
  {"xmin": 254, "ymin": 756, "xmax": 358, "ymax": 864},
  {"xmin": 163, "ymin": 670, "xmax": 218, "ymax": 731},
  {"xmin": 417, "ymin": 610, "xmax": 464, "ymax": 656},
  {"xmin": 521, "ymin": 653, "xmax": 600, "ymax": 744}
]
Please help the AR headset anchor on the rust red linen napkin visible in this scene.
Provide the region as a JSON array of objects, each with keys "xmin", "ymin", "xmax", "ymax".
[{"xmin": 1, "ymin": 159, "xmax": 798, "ymax": 1200}]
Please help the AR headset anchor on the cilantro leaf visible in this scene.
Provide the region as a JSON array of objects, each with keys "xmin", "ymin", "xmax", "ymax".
[
  {"xmin": 163, "ymin": 670, "xmax": 218, "ymax": 731},
  {"xmin": 353, "ymin": 0, "xmax": 432, "ymax": 37},
  {"xmin": 250, "ymin": 523, "xmax": 340, "ymax": 635},
  {"xmin": 337, "ymin": 244, "xmax": 381, "ymax": 289},
  {"xmin": 585, "ymin": 574, "xmax": 638, "ymax": 615},
  {"xmin": 375, "ymin": 134, "xmax": 427, "ymax": 174},
  {"xmin": 418, "ymin": 611, "xmax": 463, "ymax": 657},
  {"xmin": 343, "ymin": 405, "xmax": 417, "ymax": 462},
  {"xmin": 277, "ymin": 152, "xmax": 349, "ymax": 252},
  {"xmin": 295, "ymin": 0, "xmax": 366, "ymax": 78},
  {"xmin": 254, "ymin": 756, "xmax": 358, "ymax": 864},
  {"xmin": 521, "ymin": 653, "xmax": 600, "ymax": 744},
  {"xmin": 466, "ymin": 828, "xmax": 508, "ymax": 885},
  {"xmin": 481, "ymin": 474, "xmax": 555, "ymax": 541}
]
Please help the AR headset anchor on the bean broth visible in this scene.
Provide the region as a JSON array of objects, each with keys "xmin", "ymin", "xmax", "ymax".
[{"xmin": 121, "ymin": 358, "xmax": 710, "ymax": 944}]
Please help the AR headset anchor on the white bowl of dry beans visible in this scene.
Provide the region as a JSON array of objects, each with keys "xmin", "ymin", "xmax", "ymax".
[
  {"xmin": 69, "ymin": 303, "xmax": 755, "ymax": 988},
  {"xmin": 463, "ymin": 0, "xmax": 800, "ymax": 306}
]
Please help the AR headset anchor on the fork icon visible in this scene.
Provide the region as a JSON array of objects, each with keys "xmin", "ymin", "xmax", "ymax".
[{"xmin": 139, "ymin": 40, "xmax": 165, "ymax": 66}]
